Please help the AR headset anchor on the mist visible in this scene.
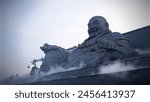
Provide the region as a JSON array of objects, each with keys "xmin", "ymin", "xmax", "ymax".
[{"xmin": 0, "ymin": 0, "xmax": 149, "ymax": 79}]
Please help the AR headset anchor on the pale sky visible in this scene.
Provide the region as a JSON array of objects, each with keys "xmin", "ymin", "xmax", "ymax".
[{"xmin": 0, "ymin": 0, "xmax": 150, "ymax": 79}]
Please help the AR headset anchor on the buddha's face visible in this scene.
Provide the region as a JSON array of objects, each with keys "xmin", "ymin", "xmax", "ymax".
[{"xmin": 88, "ymin": 16, "xmax": 109, "ymax": 37}]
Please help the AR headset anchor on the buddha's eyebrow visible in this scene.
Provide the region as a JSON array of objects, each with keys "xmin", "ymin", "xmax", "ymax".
[
  {"xmin": 88, "ymin": 20, "xmax": 99, "ymax": 25},
  {"xmin": 93, "ymin": 20, "xmax": 99, "ymax": 24}
]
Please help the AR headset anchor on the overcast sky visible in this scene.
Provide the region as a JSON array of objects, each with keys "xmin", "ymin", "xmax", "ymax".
[{"xmin": 0, "ymin": 0, "xmax": 149, "ymax": 79}]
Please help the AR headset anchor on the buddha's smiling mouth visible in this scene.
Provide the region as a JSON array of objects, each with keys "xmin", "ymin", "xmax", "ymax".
[{"xmin": 88, "ymin": 27, "xmax": 100, "ymax": 34}]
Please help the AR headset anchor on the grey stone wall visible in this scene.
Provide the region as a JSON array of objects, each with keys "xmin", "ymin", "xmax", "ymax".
[{"xmin": 124, "ymin": 26, "xmax": 150, "ymax": 50}]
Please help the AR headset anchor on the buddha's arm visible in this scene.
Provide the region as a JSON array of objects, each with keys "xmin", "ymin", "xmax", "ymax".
[{"xmin": 96, "ymin": 37, "xmax": 130, "ymax": 55}]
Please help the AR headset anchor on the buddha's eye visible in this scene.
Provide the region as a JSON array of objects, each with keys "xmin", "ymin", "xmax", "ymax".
[{"xmin": 93, "ymin": 20, "xmax": 99, "ymax": 25}]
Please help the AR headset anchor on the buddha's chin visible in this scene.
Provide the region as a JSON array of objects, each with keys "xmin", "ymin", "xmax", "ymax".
[{"xmin": 89, "ymin": 32, "xmax": 99, "ymax": 37}]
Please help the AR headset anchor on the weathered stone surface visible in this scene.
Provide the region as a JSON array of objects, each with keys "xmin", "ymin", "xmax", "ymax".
[
  {"xmin": 124, "ymin": 26, "xmax": 150, "ymax": 50},
  {"xmin": 39, "ymin": 16, "xmax": 136, "ymax": 73},
  {"xmin": 40, "ymin": 43, "xmax": 69, "ymax": 72}
]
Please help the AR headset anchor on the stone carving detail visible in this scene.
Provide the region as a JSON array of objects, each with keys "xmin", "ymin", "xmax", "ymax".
[{"xmin": 39, "ymin": 16, "xmax": 136, "ymax": 73}]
